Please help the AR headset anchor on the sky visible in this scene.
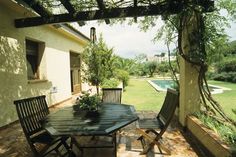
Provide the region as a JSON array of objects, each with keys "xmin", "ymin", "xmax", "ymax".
[
  {"xmin": 226, "ymin": 20, "xmax": 236, "ymax": 41},
  {"xmin": 78, "ymin": 19, "xmax": 236, "ymax": 59}
]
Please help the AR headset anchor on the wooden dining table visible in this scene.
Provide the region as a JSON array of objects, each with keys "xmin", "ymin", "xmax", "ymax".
[{"xmin": 43, "ymin": 102, "xmax": 138, "ymax": 156}]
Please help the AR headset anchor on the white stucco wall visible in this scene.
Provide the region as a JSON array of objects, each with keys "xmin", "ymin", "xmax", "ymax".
[
  {"xmin": 0, "ymin": 1, "xmax": 89, "ymax": 127},
  {"xmin": 45, "ymin": 48, "xmax": 71, "ymax": 103}
]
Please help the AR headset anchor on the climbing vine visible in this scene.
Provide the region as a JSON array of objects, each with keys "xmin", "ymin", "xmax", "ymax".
[
  {"xmin": 137, "ymin": 0, "xmax": 236, "ymax": 126},
  {"xmin": 161, "ymin": 1, "xmax": 236, "ymax": 126},
  {"xmin": 177, "ymin": 8, "xmax": 235, "ymax": 126}
]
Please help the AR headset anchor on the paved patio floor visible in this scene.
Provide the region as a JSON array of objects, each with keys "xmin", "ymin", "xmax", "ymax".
[{"xmin": 0, "ymin": 99, "xmax": 207, "ymax": 157}]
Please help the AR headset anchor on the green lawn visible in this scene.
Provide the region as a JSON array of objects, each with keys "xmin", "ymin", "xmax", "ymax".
[
  {"xmin": 208, "ymin": 80, "xmax": 236, "ymax": 120},
  {"xmin": 122, "ymin": 78, "xmax": 236, "ymax": 120},
  {"xmin": 122, "ymin": 78, "xmax": 166, "ymax": 111}
]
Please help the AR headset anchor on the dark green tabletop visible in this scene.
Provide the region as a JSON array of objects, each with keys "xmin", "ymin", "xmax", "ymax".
[{"xmin": 43, "ymin": 103, "xmax": 138, "ymax": 136}]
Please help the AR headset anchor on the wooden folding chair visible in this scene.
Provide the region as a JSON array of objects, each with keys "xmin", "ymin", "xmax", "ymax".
[
  {"xmin": 14, "ymin": 95, "xmax": 70, "ymax": 157},
  {"xmin": 102, "ymin": 88, "xmax": 122, "ymax": 104},
  {"xmin": 136, "ymin": 88, "xmax": 179, "ymax": 155}
]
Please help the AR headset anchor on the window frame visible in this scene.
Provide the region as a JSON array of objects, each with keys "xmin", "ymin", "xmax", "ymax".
[{"xmin": 25, "ymin": 39, "xmax": 45, "ymax": 82}]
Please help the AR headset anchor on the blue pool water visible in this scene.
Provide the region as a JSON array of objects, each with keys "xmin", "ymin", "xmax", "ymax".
[
  {"xmin": 151, "ymin": 80, "xmax": 177, "ymax": 90},
  {"xmin": 151, "ymin": 80, "xmax": 226, "ymax": 94}
]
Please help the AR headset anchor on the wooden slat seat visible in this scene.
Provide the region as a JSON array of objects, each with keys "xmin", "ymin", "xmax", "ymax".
[
  {"xmin": 136, "ymin": 88, "xmax": 179, "ymax": 155},
  {"xmin": 137, "ymin": 119, "xmax": 164, "ymax": 129},
  {"xmin": 14, "ymin": 95, "xmax": 70, "ymax": 157}
]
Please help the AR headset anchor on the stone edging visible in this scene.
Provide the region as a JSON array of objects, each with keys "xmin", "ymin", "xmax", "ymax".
[{"xmin": 186, "ymin": 115, "xmax": 235, "ymax": 157}]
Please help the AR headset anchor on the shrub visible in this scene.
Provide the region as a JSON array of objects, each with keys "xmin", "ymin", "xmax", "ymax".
[
  {"xmin": 217, "ymin": 59, "xmax": 236, "ymax": 73},
  {"xmin": 211, "ymin": 72, "xmax": 236, "ymax": 83},
  {"xmin": 206, "ymin": 71, "xmax": 214, "ymax": 79},
  {"xmin": 101, "ymin": 78, "xmax": 119, "ymax": 88},
  {"xmin": 196, "ymin": 113, "xmax": 236, "ymax": 147},
  {"xmin": 75, "ymin": 92, "xmax": 101, "ymax": 111},
  {"xmin": 212, "ymin": 72, "xmax": 227, "ymax": 81},
  {"xmin": 115, "ymin": 69, "xmax": 129, "ymax": 88},
  {"xmin": 136, "ymin": 64, "xmax": 149, "ymax": 76},
  {"xmin": 232, "ymin": 74, "xmax": 236, "ymax": 83},
  {"xmin": 157, "ymin": 62, "xmax": 169, "ymax": 73}
]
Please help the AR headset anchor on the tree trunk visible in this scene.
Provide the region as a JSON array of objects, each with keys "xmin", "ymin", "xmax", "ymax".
[{"xmin": 96, "ymin": 85, "xmax": 99, "ymax": 95}]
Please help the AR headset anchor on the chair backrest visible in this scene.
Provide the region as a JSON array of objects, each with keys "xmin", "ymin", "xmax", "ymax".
[
  {"xmin": 14, "ymin": 95, "xmax": 49, "ymax": 143},
  {"xmin": 102, "ymin": 88, "xmax": 122, "ymax": 103},
  {"xmin": 157, "ymin": 88, "xmax": 179, "ymax": 136}
]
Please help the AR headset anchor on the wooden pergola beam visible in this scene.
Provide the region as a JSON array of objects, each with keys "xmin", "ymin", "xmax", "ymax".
[
  {"xmin": 96, "ymin": 0, "xmax": 110, "ymax": 24},
  {"xmin": 77, "ymin": 21, "xmax": 86, "ymax": 26},
  {"xmin": 134, "ymin": 0, "xmax": 137, "ymax": 22},
  {"xmin": 59, "ymin": 0, "xmax": 85, "ymax": 26},
  {"xmin": 59, "ymin": 0, "xmax": 75, "ymax": 13},
  {"xmin": 21, "ymin": 0, "xmax": 51, "ymax": 17},
  {"xmin": 15, "ymin": 5, "xmax": 182, "ymax": 28}
]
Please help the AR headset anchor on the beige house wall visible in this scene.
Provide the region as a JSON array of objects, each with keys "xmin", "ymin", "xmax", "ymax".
[{"xmin": 0, "ymin": 1, "xmax": 89, "ymax": 127}]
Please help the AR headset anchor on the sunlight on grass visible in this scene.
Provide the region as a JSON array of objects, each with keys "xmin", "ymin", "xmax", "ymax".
[
  {"xmin": 122, "ymin": 78, "xmax": 166, "ymax": 111},
  {"xmin": 208, "ymin": 80, "xmax": 236, "ymax": 120},
  {"xmin": 122, "ymin": 78, "xmax": 235, "ymax": 120}
]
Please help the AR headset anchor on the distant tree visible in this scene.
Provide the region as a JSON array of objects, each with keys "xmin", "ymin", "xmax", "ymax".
[
  {"xmin": 157, "ymin": 62, "xmax": 169, "ymax": 74},
  {"xmin": 160, "ymin": 52, "xmax": 165, "ymax": 57},
  {"xmin": 140, "ymin": 65, "xmax": 149, "ymax": 76},
  {"xmin": 225, "ymin": 40, "xmax": 236, "ymax": 55},
  {"xmin": 146, "ymin": 61, "xmax": 158, "ymax": 77},
  {"xmin": 134, "ymin": 53, "xmax": 147, "ymax": 63},
  {"xmin": 113, "ymin": 55, "xmax": 135, "ymax": 74}
]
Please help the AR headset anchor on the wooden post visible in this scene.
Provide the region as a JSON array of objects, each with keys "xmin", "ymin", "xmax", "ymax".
[{"xmin": 179, "ymin": 11, "xmax": 202, "ymax": 126}]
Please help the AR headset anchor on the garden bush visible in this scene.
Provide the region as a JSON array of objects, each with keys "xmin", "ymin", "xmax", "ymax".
[
  {"xmin": 157, "ymin": 62, "xmax": 169, "ymax": 73},
  {"xmin": 101, "ymin": 78, "xmax": 119, "ymax": 88},
  {"xmin": 206, "ymin": 71, "xmax": 214, "ymax": 79},
  {"xmin": 115, "ymin": 69, "xmax": 129, "ymax": 88},
  {"xmin": 196, "ymin": 113, "xmax": 236, "ymax": 147},
  {"xmin": 217, "ymin": 59, "xmax": 236, "ymax": 73},
  {"xmin": 211, "ymin": 72, "xmax": 236, "ymax": 83}
]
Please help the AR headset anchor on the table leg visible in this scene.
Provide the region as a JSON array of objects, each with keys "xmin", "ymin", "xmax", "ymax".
[
  {"xmin": 71, "ymin": 136, "xmax": 84, "ymax": 156},
  {"xmin": 114, "ymin": 132, "xmax": 117, "ymax": 157},
  {"xmin": 68, "ymin": 151, "xmax": 76, "ymax": 157}
]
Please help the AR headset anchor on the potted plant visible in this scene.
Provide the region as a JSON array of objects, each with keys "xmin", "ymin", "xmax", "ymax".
[{"xmin": 73, "ymin": 92, "xmax": 101, "ymax": 114}]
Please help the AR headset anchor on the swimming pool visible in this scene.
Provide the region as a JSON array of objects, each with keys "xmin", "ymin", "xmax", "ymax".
[
  {"xmin": 149, "ymin": 79, "xmax": 230, "ymax": 94},
  {"xmin": 151, "ymin": 80, "xmax": 177, "ymax": 90}
]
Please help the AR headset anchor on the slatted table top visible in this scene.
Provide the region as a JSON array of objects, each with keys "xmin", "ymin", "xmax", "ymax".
[{"xmin": 43, "ymin": 103, "xmax": 138, "ymax": 136}]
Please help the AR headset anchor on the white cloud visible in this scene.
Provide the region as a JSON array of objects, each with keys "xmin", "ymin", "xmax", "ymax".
[
  {"xmin": 226, "ymin": 21, "xmax": 236, "ymax": 41},
  {"xmin": 78, "ymin": 20, "xmax": 171, "ymax": 58}
]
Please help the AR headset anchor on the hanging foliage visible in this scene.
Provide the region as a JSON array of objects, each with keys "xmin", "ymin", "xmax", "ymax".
[{"xmin": 153, "ymin": 0, "xmax": 236, "ymax": 126}]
